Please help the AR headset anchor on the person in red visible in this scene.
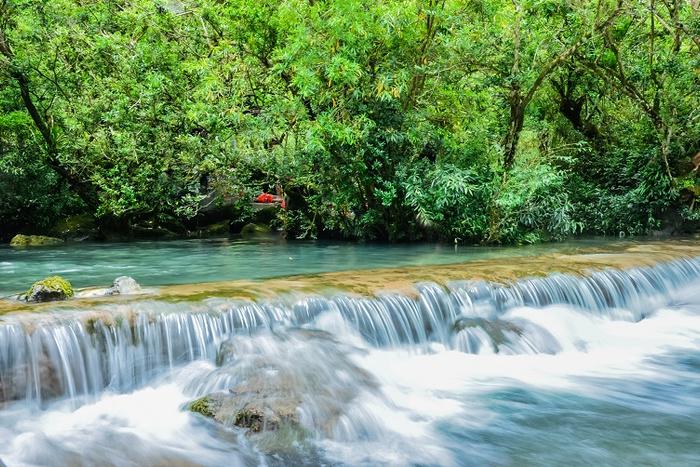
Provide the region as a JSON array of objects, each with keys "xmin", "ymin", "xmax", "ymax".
[
  {"xmin": 255, "ymin": 193, "xmax": 275, "ymax": 203},
  {"xmin": 255, "ymin": 190, "xmax": 286, "ymax": 208}
]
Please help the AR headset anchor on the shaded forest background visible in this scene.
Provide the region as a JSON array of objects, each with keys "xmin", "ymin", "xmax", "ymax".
[{"xmin": 1, "ymin": 0, "xmax": 699, "ymax": 243}]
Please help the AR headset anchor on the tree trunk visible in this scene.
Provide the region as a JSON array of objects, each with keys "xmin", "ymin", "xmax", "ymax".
[
  {"xmin": 552, "ymin": 73, "xmax": 602, "ymax": 145},
  {"xmin": 503, "ymin": 98, "xmax": 524, "ymax": 170}
]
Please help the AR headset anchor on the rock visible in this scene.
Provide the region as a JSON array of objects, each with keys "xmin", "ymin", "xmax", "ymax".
[
  {"xmin": 199, "ymin": 221, "xmax": 230, "ymax": 237},
  {"xmin": 240, "ymin": 223, "xmax": 271, "ymax": 238},
  {"xmin": 452, "ymin": 317, "xmax": 561, "ymax": 355},
  {"xmin": 251, "ymin": 204, "xmax": 279, "ymax": 224},
  {"xmin": 108, "ymin": 276, "xmax": 141, "ymax": 295},
  {"xmin": 189, "ymin": 392, "xmax": 298, "ymax": 433},
  {"xmin": 188, "ymin": 396, "xmax": 218, "ymax": 418},
  {"xmin": 0, "ymin": 346, "xmax": 63, "ymax": 403},
  {"xmin": 453, "ymin": 317, "xmax": 523, "ymax": 342},
  {"xmin": 187, "ymin": 330, "xmax": 377, "ymax": 441},
  {"xmin": 9, "ymin": 234, "xmax": 63, "ymax": 247},
  {"xmin": 131, "ymin": 223, "xmax": 178, "ymax": 239},
  {"xmin": 188, "ymin": 389, "xmax": 301, "ymax": 434},
  {"xmin": 73, "ymin": 276, "xmax": 142, "ymax": 299},
  {"xmin": 25, "ymin": 276, "xmax": 74, "ymax": 302},
  {"xmin": 52, "ymin": 214, "xmax": 96, "ymax": 240},
  {"xmin": 215, "ymin": 339, "xmax": 239, "ymax": 366}
]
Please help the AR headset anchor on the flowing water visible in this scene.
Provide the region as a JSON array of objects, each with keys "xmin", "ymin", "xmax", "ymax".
[{"xmin": 1, "ymin": 240, "xmax": 700, "ymax": 466}]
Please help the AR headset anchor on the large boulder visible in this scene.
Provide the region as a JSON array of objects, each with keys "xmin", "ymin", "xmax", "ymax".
[
  {"xmin": 10, "ymin": 234, "xmax": 63, "ymax": 247},
  {"xmin": 187, "ymin": 330, "xmax": 378, "ymax": 441},
  {"xmin": 25, "ymin": 276, "xmax": 74, "ymax": 302}
]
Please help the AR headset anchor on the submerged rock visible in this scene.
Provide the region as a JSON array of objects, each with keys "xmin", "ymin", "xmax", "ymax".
[
  {"xmin": 25, "ymin": 276, "xmax": 74, "ymax": 302},
  {"xmin": 187, "ymin": 329, "xmax": 378, "ymax": 444},
  {"xmin": 452, "ymin": 317, "xmax": 561, "ymax": 355},
  {"xmin": 0, "ymin": 344, "xmax": 63, "ymax": 402},
  {"xmin": 189, "ymin": 391, "xmax": 299, "ymax": 433},
  {"xmin": 9, "ymin": 234, "xmax": 63, "ymax": 247},
  {"xmin": 453, "ymin": 317, "xmax": 523, "ymax": 343}
]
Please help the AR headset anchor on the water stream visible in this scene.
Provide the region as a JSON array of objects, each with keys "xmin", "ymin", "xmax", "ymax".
[{"xmin": 1, "ymin": 240, "xmax": 699, "ymax": 466}]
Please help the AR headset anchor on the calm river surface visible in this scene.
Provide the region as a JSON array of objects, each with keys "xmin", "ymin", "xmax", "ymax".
[
  {"xmin": 0, "ymin": 237, "xmax": 608, "ymax": 295},
  {"xmin": 0, "ymin": 238, "xmax": 699, "ymax": 466}
]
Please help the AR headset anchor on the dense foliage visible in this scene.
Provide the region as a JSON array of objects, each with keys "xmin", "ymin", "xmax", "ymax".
[{"xmin": 1, "ymin": 0, "xmax": 699, "ymax": 243}]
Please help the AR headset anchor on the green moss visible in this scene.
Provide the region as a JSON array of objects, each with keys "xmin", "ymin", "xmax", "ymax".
[
  {"xmin": 10, "ymin": 234, "xmax": 64, "ymax": 247},
  {"xmin": 188, "ymin": 396, "xmax": 216, "ymax": 418},
  {"xmin": 52, "ymin": 215, "xmax": 95, "ymax": 238},
  {"xmin": 110, "ymin": 315, "xmax": 121, "ymax": 328},
  {"xmin": 26, "ymin": 275, "xmax": 74, "ymax": 302},
  {"xmin": 84, "ymin": 316, "xmax": 99, "ymax": 335},
  {"xmin": 234, "ymin": 406, "xmax": 266, "ymax": 432},
  {"xmin": 240, "ymin": 223, "xmax": 271, "ymax": 238},
  {"xmin": 200, "ymin": 221, "xmax": 230, "ymax": 237}
]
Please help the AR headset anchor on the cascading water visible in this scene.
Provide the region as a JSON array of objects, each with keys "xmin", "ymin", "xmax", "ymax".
[
  {"xmin": 1, "ymin": 255, "xmax": 700, "ymax": 466},
  {"xmin": 2, "ymin": 256, "xmax": 699, "ymax": 406}
]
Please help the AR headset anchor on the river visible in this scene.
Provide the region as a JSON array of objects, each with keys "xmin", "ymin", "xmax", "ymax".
[{"xmin": 0, "ymin": 238, "xmax": 699, "ymax": 466}]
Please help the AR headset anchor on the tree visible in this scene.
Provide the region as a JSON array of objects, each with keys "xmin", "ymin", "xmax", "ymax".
[
  {"xmin": 0, "ymin": 0, "xmax": 96, "ymax": 208},
  {"xmin": 457, "ymin": 0, "xmax": 623, "ymax": 170}
]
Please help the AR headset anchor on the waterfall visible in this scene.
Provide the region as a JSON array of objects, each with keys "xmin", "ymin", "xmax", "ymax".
[{"xmin": 1, "ymin": 256, "xmax": 699, "ymax": 406}]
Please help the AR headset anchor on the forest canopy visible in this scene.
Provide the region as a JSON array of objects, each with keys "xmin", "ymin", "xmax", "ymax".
[{"xmin": 1, "ymin": 0, "xmax": 699, "ymax": 243}]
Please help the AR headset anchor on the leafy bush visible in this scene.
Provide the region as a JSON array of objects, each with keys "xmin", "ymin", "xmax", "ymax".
[
  {"xmin": 401, "ymin": 161, "xmax": 491, "ymax": 241},
  {"xmin": 489, "ymin": 163, "xmax": 582, "ymax": 244}
]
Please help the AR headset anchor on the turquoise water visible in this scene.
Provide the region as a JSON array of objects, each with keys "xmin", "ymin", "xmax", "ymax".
[{"xmin": 0, "ymin": 237, "xmax": 605, "ymax": 295}]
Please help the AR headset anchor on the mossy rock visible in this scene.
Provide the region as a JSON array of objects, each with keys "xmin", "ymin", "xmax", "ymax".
[
  {"xmin": 240, "ymin": 223, "xmax": 271, "ymax": 238},
  {"xmin": 188, "ymin": 396, "xmax": 218, "ymax": 418},
  {"xmin": 199, "ymin": 221, "xmax": 231, "ymax": 237},
  {"xmin": 25, "ymin": 276, "xmax": 74, "ymax": 302},
  {"xmin": 187, "ymin": 392, "xmax": 299, "ymax": 433},
  {"xmin": 10, "ymin": 234, "xmax": 64, "ymax": 247},
  {"xmin": 131, "ymin": 223, "xmax": 179, "ymax": 239},
  {"xmin": 234, "ymin": 405, "xmax": 267, "ymax": 432},
  {"xmin": 52, "ymin": 215, "xmax": 96, "ymax": 239},
  {"xmin": 251, "ymin": 204, "xmax": 279, "ymax": 224}
]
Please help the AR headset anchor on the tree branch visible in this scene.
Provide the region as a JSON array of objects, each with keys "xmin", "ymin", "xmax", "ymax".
[{"xmin": 523, "ymin": 0, "xmax": 624, "ymax": 105}]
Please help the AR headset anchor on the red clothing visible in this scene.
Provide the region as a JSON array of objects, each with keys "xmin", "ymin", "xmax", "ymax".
[
  {"xmin": 255, "ymin": 193, "xmax": 285, "ymax": 208},
  {"xmin": 256, "ymin": 193, "xmax": 275, "ymax": 203}
]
